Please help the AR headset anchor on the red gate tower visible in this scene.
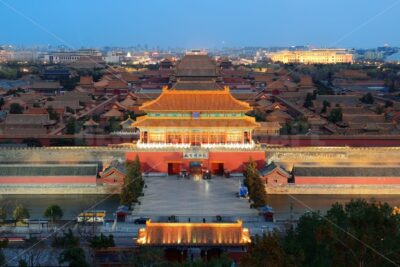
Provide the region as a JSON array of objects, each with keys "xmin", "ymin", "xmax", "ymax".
[
  {"xmin": 133, "ymin": 52, "xmax": 259, "ymax": 149},
  {"xmin": 128, "ymin": 52, "xmax": 264, "ymax": 174}
]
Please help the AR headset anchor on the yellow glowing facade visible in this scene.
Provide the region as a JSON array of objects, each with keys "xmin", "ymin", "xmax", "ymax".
[
  {"xmin": 270, "ymin": 49, "xmax": 353, "ymax": 64},
  {"xmin": 137, "ymin": 220, "xmax": 251, "ymax": 246}
]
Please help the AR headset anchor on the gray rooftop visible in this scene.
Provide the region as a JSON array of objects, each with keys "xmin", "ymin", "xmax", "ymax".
[
  {"xmin": 0, "ymin": 164, "xmax": 98, "ymax": 176},
  {"xmin": 293, "ymin": 166, "xmax": 400, "ymax": 177}
]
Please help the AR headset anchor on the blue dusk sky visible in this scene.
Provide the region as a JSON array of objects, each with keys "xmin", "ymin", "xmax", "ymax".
[{"xmin": 0, "ymin": 0, "xmax": 399, "ymax": 48}]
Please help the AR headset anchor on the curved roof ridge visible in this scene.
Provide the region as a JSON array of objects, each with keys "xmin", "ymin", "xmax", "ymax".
[{"xmin": 139, "ymin": 86, "xmax": 252, "ymax": 112}]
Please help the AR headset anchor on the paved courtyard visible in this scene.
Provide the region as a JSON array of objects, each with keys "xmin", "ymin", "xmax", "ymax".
[{"xmin": 131, "ymin": 176, "xmax": 259, "ymax": 219}]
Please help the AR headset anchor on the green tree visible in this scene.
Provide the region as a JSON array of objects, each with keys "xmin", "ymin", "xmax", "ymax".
[
  {"xmin": 241, "ymin": 233, "xmax": 288, "ymax": 267},
  {"xmin": 328, "ymin": 107, "xmax": 343, "ymax": 123},
  {"xmin": 280, "ymin": 122, "xmax": 292, "ymax": 135},
  {"xmin": 21, "ymin": 138, "xmax": 42, "ymax": 147},
  {"xmin": 129, "ymin": 247, "xmax": 166, "ymax": 267},
  {"xmin": 65, "ymin": 106, "xmax": 75, "ymax": 114},
  {"xmin": 46, "ymin": 106, "xmax": 60, "ymax": 122},
  {"xmin": 124, "ymin": 111, "xmax": 136, "ymax": 120},
  {"xmin": 105, "ymin": 117, "xmax": 122, "ymax": 133},
  {"xmin": 385, "ymin": 100, "xmax": 394, "ymax": 108},
  {"xmin": 320, "ymin": 100, "xmax": 330, "ymax": 114},
  {"xmin": 120, "ymin": 155, "xmax": 144, "ymax": 208},
  {"xmin": 9, "ymin": 103, "xmax": 24, "ymax": 114},
  {"xmin": 243, "ymin": 158, "xmax": 266, "ymax": 208},
  {"xmin": 59, "ymin": 247, "xmax": 89, "ymax": 267},
  {"xmin": 52, "ymin": 229, "xmax": 79, "ymax": 248},
  {"xmin": 18, "ymin": 259, "xmax": 28, "ymax": 267},
  {"xmin": 0, "ymin": 207, "xmax": 6, "ymax": 222},
  {"xmin": 13, "ymin": 204, "xmax": 30, "ymax": 225},
  {"xmin": 283, "ymin": 199, "xmax": 400, "ymax": 267},
  {"xmin": 0, "ymin": 98, "xmax": 5, "ymax": 109},
  {"xmin": 303, "ymin": 93, "xmax": 314, "ymax": 108},
  {"xmin": 0, "ymin": 251, "xmax": 4, "ymax": 267},
  {"xmin": 65, "ymin": 118, "xmax": 82, "ymax": 134},
  {"xmin": 89, "ymin": 233, "xmax": 115, "ymax": 249},
  {"xmin": 360, "ymin": 93, "xmax": 374, "ymax": 104},
  {"xmin": 0, "ymin": 238, "xmax": 8, "ymax": 267},
  {"xmin": 44, "ymin": 204, "xmax": 63, "ymax": 225}
]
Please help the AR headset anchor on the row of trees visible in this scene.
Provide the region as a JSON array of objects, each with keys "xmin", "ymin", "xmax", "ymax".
[
  {"xmin": 120, "ymin": 155, "xmax": 145, "ymax": 209},
  {"xmin": 241, "ymin": 199, "xmax": 400, "ymax": 267},
  {"xmin": 243, "ymin": 159, "xmax": 267, "ymax": 208},
  {"xmin": 0, "ymin": 204, "xmax": 63, "ymax": 225}
]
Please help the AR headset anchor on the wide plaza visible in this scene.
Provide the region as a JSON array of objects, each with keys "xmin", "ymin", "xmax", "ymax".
[{"xmin": 131, "ymin": 175, "xmax": 259, "ymax": 220}]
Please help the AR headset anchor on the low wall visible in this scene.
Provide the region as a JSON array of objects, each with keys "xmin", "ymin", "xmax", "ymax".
[{"xmin": 266, "ymin": 185, "xmax": 400, "ymax": 195}]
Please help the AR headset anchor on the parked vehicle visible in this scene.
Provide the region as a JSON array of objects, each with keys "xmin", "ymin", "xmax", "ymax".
[
  {"xmin": 134, "ymin": 217, "xmax": 149, "ymax": 224},
  {"xmin": 238, "ymin": 185, "xmax": 249, "ymax": 198}
]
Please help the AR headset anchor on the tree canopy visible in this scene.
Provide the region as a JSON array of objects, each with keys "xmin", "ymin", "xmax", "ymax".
[
  {"xmin": 9, "ymin": 103, "xmax": 24, "ymax": 114},
  {"xmin": 44, "ymin": 204, "xmax": 63, "ymax": 222},
  {"xmin": 328, "ymin": 107, "xmax": 343, "ymax": 123},
  {"xmin": 243, "ymin": 158, "xmax": 266, "ymax": 208},
  {"xmin": 360, "ymin": 93, "xmax": 375, "ymax": 104},
  {"xmin": 120, "ymin": 155, "xmax": 144, "ymax": 208},
  {"xmin": 303, "ymin": 93, "xmax": 314, "ymax": 108},
  {"xmin": 241, "ymin": 199, "xmax": 400, "ymax": 267},
  {"xmin": 89, "ymin": 234, "xmax": 115, "ymax": 249},
  {"xmin": 13, "ymin": 204, "xmax": 29, "ymax": 223}
]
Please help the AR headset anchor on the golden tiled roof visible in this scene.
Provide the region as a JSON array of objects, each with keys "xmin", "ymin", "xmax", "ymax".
[
  {"xmin": 137, "ymin": 220, "xmax": 251, "ymax": 246},
  {"xmin": 139, "ymin": 87, "xmax": 252, "ymax": 112},
  {"xmin": 133, "ymin": 117, "xmax": 259, "ymax": 128}
]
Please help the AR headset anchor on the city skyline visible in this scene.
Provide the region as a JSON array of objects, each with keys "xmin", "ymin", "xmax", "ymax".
[{"xmin": 0, "ymin": 0, "xmax": 400, "ymax": 49}]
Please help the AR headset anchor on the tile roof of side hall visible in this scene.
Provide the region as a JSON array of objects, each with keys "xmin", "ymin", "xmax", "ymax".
[
  {"xmin": 139, "ymin": 87, "xmax": 252, "ymax": 112},
  {"xmin": 293, "ymin": 166, "xmax": 400, "ymax": 177}
]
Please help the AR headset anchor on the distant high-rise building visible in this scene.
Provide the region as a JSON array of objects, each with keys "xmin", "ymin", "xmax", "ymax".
[
  {"xmin": 43, "ymin": 49, "xmax": 102, "ymax": 64},
  {"xmin": 269, "ymin": 49, "xmax": 353, "ymax": 64}
]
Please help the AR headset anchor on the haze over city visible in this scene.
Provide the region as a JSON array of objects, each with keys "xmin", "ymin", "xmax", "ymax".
[{"xmin": 1, "ymin": 0, "xmax": 400, "ymax": 48}]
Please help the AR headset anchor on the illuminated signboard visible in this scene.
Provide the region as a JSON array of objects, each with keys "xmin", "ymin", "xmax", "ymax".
[{"xmin": 183, "ymin": 149, "xmax": 208, "ymax": 159}]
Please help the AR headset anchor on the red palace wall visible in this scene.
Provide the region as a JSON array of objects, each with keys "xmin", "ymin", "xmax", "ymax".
[
  {"xmin": 295, "ymin": 177, "xmax": 400, "ymax": 185},
  {"xmin": 126, "ymin": 150, "xmax": 265, "ymax": 173},
  {"xmin": 0, "ymin": 176, "xmax": 97, "ymax": 184}
]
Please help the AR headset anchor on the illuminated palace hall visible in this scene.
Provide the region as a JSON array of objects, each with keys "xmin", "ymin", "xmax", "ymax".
[
  {"xmin": 128, "ymin": 52, "xmax": 265, "ymax": 175},
  {"xmin": 134, "ymin": 52, "xmax": 259, "ymax": 149},
  {"xmin": 134, "ymin": 86, "xmax": 258, "ymax": 148}
]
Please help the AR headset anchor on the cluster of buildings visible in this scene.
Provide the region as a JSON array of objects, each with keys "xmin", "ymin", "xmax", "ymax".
[
  {"xmin": 1, "ymin": 48, "xmax": 400, "ymax": 140},
  {"xmin": 269, "ymin": 49, "xmax": 353, "ymax": 64},
  {"xmin": 1, "ymin": 52, "xmax": 400, "ymax": 194}
]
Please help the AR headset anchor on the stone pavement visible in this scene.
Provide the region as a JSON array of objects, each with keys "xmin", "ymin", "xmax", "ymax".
[{"xmin": 131, "ymin": 175, "xmax": 259, "ymax": 219}]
